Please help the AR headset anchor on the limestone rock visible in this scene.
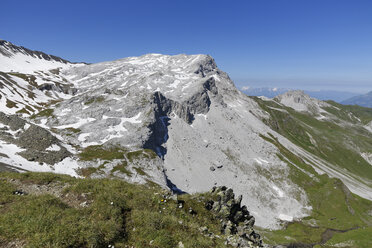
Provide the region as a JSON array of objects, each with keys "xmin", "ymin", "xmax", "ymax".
[{"xmin": 206, "ymin": 186, "xmax": 263, "ymax": 247}]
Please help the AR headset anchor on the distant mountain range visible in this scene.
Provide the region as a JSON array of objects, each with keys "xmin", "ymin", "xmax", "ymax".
[
  {"xmin": 341, "ymin": 91, "xmax": 372, "ymax": 107},
  {"xmin": 240, "ymin": 87, "xmax": 360, "ymax": 103}
]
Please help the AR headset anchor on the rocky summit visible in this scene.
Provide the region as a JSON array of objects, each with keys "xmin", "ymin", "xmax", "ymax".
[{"xmin": 1, "ymin": 40, "xmax": 372, "ymax": 247}]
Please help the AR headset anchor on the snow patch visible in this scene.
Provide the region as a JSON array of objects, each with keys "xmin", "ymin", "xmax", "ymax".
[
  {"xmin": 0, "ymin": 140, "xmax": 79, "ymax": 177},
  {"xmin": 45, "ymin": 144, "xmax": 61, "ymax": 151},
  {"xmin": 23, "ymin": 123, "xmax": 31, "ymax": 130},
  {"xmin": 122, "ymin": 112, "xmax": 142, "ymax": 124},
  {"xmin": 278, "ymin": 214, "xmax": 293, "ymax": 222}
]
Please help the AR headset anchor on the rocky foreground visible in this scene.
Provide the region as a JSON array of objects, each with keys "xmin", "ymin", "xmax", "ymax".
[{"xmin": 205, "ymin": 186, "xmax": 262, "ymax": 247}]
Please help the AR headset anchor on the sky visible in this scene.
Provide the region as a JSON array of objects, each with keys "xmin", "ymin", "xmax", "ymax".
[{"xmin": 1, "ymin": 0, "xmax": 372, "ymax": 93}]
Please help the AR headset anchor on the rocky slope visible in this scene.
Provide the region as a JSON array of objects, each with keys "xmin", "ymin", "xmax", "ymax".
[
  {"xmin": 0, "ymin": 40, "xmax": 372, "ymax": 242},
  {"xmin": 0, "ymin": 40, "xmax": 83, "ymax": 116}
]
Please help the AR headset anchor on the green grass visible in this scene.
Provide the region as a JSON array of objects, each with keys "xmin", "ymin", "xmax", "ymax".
[
  {"xmin": 254, "ymin": 97, "xmax": 372, "ymax": 181},
  {"xmin": 7, "ymin": 72, "xmax": 38, "ymax": 87},
  {"xmin": 78, "ymin": 163, "xmax": 109, "ymax": 177},
  {"xmin": 111, "ymin": 162, "xmax": 132, "ymax": 176},
  {"xmin": 258, "ymin": 134, "xmax": 372, "ymax": 247},
  {"xmin": 49, "ymin": 69, "xmax": 60, "ymax": 75},
  {"xmin": 134, "ymin": 167, "xmax": 147, "ymax": 176},
  {"xmin": 65, "ymin": 127, "xmax": 81, "ymax": 134},
  {"xmin": 0, "ymin": 172, "xmax": 227, "ymax": 248},
  {"xmin": 78, "ymin": 145, "xmax": 128, "ymax": 161},
  {"xmin": 78, "ymin": 146, "xmax": 159, "ymax": 178},
  {"xmin": 325, "ymin": 100, "xmax": 372, "ymax": 125},
  {"xmin": 78, "ymin": 167, "xmax": 99, "ymax": 177},
  {"xmin": 259, "ymin": 223, "xmax": 326, "ymax": 245},
  {"xmin": 5, "ymin": 99, "xmax": 17, "ymax": 108},
  {"xmin": 16, "ymin": 108, "xmax": 31, "ymax": 115},
  {"xmin": 78, "ymin": 145, "xmax": 158, "ymax": 163},
  {"xmin": 318, "ymin": 226, "xmax": 372, "ymax": 248},
  {"xmin": 127, "ymin": 149, "xmax": 157, "ymax": 161},
  {"xmin": 30, "ymin": 108, "xmax": 54, "ymax": 119}
]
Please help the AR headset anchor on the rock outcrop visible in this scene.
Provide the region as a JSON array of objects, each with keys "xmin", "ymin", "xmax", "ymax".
[
  {"xmin": 274, "ymin": 90, "xmax": 330, "ymax": 114},
  {"xmin": 205, "ymin": 186, "xmax": 263, "ymax": 247},
  {"xmin": 0, "ymin": 112, "xmax": 71, "ymax": 165}
]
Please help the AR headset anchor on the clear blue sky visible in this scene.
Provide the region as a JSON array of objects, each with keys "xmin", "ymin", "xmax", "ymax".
[{"xmin": 1, "ymin": 0, "xmax": 372, "ymax": 92}]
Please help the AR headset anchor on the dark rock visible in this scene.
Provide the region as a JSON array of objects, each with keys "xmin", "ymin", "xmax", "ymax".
[
  {"xmin": 143, "ymin": 77, "xmax": 224, "ymax": 160},
  {"xmin": 205, "ymin": 200, "xmax": 214, "ymax": 210},
  {"xmin": 188, "ymin": 207, "xmax": 197, "ymax": 215},
  {"xmin": 13, "ymin": 190, "xmax": 26, "ymax": 196},
  {"xmin": 205, "ymin": 186, "xmax": 263, "ymax": 247},
  {"xmin": 177, "ymin": 199, "xmax": 185, "ymax": 209}
]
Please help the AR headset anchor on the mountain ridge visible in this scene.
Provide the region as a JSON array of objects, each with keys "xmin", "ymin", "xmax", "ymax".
[
  {"xmin": 1, "ymin": 40, "xmax": 372, "ymax": 246},
  {"xmin": 241, "ymin": 86, "xmax": 360, "ymax": 102},
  {"xmin": 341, "ymin": 90, "xmax": 372, "ymax": 108},
  {"xmin": 0, "ymin": 40, "xmax": 72, "ymax": 64},
  {"xmin": 0, "ymin": 39, "xmax": 86, "ymax": 74}
]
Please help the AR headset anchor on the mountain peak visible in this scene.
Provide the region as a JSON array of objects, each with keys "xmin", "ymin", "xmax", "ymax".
[
  {"xmin": 0, "ymin": 39, "xmax": 79, "ymax": 73},
  {"xmin": 63, "ymin": 53, "xmax": 224, "ymax": 102},
  {"xmin": 274, "ymin": 90, "xmax": 329, "ymax": 113}
]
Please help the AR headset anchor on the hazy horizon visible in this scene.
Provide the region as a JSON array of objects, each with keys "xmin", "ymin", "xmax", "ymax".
[{"xmin": 234, "ymin": 78, "xmax": 371, "ymax": 94}]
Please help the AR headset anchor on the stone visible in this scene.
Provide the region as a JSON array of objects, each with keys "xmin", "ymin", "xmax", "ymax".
[
  {"xmin": 200, "ymin": 226, "xmax": 208, "ymax": 233},
  {"xmin": 204, "ymin": 186, "xmax": 263, "ymax": 247},
  {"xmin": 188, "ymin": 207, "xmax": 197, "ymax": 215}
]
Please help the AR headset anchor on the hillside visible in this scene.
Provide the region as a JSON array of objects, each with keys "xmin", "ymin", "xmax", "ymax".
[
  {"xmin": 0, "ymin": 172, "xmax": 263, "ymax": 248},
  {"xmin": 0, "ymin": 40, "xmax": 372, "ymax": 247}
]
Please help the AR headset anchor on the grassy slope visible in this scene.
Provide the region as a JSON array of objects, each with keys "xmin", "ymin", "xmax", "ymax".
[
  {"xmin": 253, "ymin": 97, "xmax": 372, "ymax": 247},
  {"xmin": 76, "ymin": 145, "xmax": 158, "ymax": 177},
  {"xmin": 324, "ymin": 100, "xmax": 372, "ymax": 125},
  {"xmin": 0, "ymin": 172, "xmax": 227, "ymax": 248},
  {"xmin": 255, "ymin": 97, "xmax": 372, "ymax": 182}
]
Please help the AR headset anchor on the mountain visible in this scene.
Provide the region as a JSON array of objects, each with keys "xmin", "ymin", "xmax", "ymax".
[
  {"xmin": 0, "ymin": 40, "xmax": 85, "ymax": 116},
  {"xmin": 1, "ymin": 40, "xmax": 372, "ymax": 247},
  {"xmin": 341, "ymin": 90, "xmax": 372, "ymax": 107},
  {"xmin": 240, "ymin": 87, "xmax": 290, "ymax": 98},
  {"xmin": 0, "ymin": 40, "xmax": 81, "ymax": 73},
  {"xmin": 241, "ymin": 87, "xmax": 359, "ymax": 102}
]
